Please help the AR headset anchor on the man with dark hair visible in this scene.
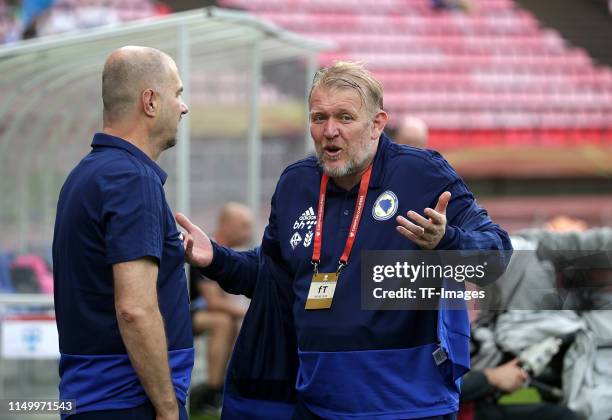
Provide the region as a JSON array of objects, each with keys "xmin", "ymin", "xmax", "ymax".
[{"xmin": 53, "ymin": 46, "xmax": 190, "ymax": 420}]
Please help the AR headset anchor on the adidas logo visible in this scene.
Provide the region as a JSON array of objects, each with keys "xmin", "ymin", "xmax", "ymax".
[
  {"xmin": 299, "ymin": 207, "xmax": 316, "ymax": 221},
  {"xmin": 293, "ymin": 207, "xmax": 317, "ymax": 231}
]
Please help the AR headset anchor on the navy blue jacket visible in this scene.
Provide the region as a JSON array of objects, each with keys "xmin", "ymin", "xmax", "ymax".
[
  {"xmin": 205, "ymin": 133, "xmax": 511, "ymax": 419},
  {"xmin": 219, "ymin": 249, "xmax": 298, "ymax": 419}
]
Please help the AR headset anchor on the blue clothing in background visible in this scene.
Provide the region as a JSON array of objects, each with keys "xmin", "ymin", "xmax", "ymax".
[
  {"xmin": 0, "ymin": 251, "xmax": 14, "ymax": 293},
  {"xmin": 22, "ymin": 0, "xmax": 55, "ymax": 25}
]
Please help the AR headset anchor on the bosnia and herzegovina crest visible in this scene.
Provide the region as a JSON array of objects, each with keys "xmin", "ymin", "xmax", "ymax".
[{"xmin": 372, "ymin": 190, "xmax": 398, "ymax": 221}]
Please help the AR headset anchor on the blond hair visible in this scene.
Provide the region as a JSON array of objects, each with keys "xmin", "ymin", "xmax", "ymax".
[{"xmin": 309, "ymin": 61, "xmax": 383, "ymax": 115}]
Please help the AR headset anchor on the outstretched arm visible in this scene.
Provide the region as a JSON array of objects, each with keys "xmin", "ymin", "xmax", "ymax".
[{"xmin": 176, "ymin": 213, "xmax": 260, "ymax": 298}]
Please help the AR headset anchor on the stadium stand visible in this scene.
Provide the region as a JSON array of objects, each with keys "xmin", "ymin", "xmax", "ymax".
[
  {"xmin": 0, "ymin": 0, "xmax": 165, "ymax": 42},
  {"xmin": 218, "ymin": 0, "xmax": 612, "ymax": 150},
  {"xmin": 514, "ymin": 0, "xmax": 612, "ymax": 68}
]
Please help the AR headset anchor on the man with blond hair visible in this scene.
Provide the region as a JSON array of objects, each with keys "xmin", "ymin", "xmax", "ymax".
[
  {"xmin": 53, "ymin": 46, "xmax": 191, "ymax": 420},
  {"xmin": 179, "ymin": 61, "xmax": 511, "ymax": 419}
]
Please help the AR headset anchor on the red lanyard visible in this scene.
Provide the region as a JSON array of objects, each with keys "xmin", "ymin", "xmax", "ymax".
[{"xmin": 311, "ymin": 165, "xmax": 373, "ymax": 273}]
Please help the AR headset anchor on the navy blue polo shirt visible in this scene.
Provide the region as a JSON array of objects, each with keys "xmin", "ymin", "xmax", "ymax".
[{"xmin": 52, "ymin": 133, "xmax": 193, "ymax": 416}]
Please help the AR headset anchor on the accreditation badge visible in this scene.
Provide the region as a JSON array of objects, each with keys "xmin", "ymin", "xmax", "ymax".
[{"xmin": 305, "ymin": 272, "xmax": 338, "ymax": 310}]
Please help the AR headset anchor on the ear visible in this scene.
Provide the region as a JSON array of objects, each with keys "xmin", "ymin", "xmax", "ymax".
[
  {"xmin": 371, "ymin": 110, "xmax": 389, "ymax": 140},
  {"xmin": 142, "ymin": 88, "xmax": 157, "ymax": 118}
]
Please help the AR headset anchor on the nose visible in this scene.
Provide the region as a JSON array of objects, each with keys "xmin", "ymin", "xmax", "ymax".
[
  {"xmin": 322, "ymin": 118, "xmax": 339, "ymax": 139},
  {"xmin": 181, "ymin": 101, "xmax": 189, "ymax": 115}
]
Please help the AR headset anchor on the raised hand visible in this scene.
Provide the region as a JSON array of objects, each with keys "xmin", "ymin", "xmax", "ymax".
[
  {"xmin": 396, "ymin": 191, "xmax": 451, "ymax": 250},
  {"xmin": 175, "ymin": 213, "xmax": 213, "ymax": 267}
]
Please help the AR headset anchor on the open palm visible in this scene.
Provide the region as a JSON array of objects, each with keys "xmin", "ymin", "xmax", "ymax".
[{"xmin": 175, "ymin": 213, "xmax": 213, "ymax": 267}]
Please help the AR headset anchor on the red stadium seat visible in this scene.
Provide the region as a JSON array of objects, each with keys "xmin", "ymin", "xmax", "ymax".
[{"xmin": 220, "ymin": 0, "xmax": 612, "ymax": 147}]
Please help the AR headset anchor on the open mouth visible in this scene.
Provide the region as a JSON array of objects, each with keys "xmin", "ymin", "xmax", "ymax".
[{"xmin": 324, "ymin": 145, "xmax": 342, "ymax": 159}]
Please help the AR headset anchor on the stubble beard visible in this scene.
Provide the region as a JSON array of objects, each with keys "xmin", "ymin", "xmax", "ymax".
[
  {"xmin": 319, "ymin": 154, "xmax": 356, "ymax": 178},
  {"xmin": 162, "ymin": 123, "xmax": 179, "ymax": 150},
  {"xmin": 317, "ymin": 140, "xmax": 375, "ymax": 179},
  {"xmin": 164, "ymin": 136, "xmax": 177, "ymax": 150},
  {"xmin": 162, "ymin": 113, "xmax": 182, "ymax": 151}
]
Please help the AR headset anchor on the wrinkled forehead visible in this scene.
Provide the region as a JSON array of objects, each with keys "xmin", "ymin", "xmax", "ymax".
[{"xmin": 308, "ymin": 85, "xmax": 366, "ymax": 112}]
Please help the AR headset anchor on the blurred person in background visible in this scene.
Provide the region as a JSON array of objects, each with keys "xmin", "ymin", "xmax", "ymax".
[
  {"xmin": 511, "ymin": 223, "xmax": 612, "ymax": 419},
  {"xmin": 432, "ymin": 0, "xmax": 473, "ymax": 12},
  {"xmin": 395, "ymin": 115, "xmax": 429, "ymax": 148},
  {"xmin": 36, "ymin": 0, "xmax": 119, "ymax": 37},
  {"xmin": 53, "ymin": 46, "xmax": 191, "ymax": 420},
  {"xmin": 464, "ymin": 216, "xmax": 612, "ymax": 420},
  {"xmin": 2, "ymin": 0, "xmax": 26, "ymax": 42},
  {"xmin": 19, "ymin": 0, "xmax": 51, "ymax": 39},
  {"xmin": 460, "ymin": 353, "xmax": 578, "ymax": 420},
  {"xmin": 544, "ymin": 215, "xmax": 589, "ymax": 233},
  {"xmin": 178, "ymin": 61, "xmax": 512, "ymax": 420},
  {"xmin": 190, "ymin": 202, "xmax": 253, "ymax": 412},
  {"xmin": 461, "ymin": 306, "xmax": 578, "ymax": 420}
]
